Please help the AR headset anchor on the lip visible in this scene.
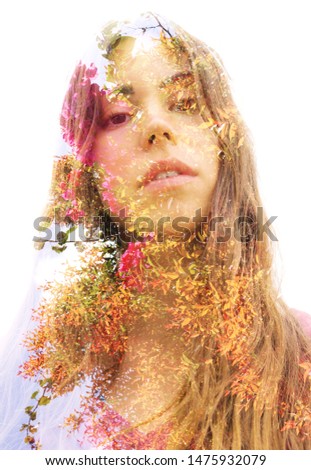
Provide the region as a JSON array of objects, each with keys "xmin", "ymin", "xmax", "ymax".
[{"xmin": 140, "ymin": 159, "xmax": 198, "ymax": 190}]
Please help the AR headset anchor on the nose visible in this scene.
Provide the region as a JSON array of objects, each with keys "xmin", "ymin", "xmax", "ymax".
[{"xmin": 140, "ymin": 116, "xmax": 177, "ymax": 150}]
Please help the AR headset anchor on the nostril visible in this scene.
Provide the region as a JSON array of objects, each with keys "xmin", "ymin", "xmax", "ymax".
[{"xmin": 148, "ymin": 132, "xmax": 172, "ymax": 144}]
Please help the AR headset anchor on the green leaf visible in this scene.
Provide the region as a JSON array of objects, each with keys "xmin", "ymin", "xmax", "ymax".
[
  {"xmin": 31, "ymin": 391, "xmax": 39, "ymax": 400},
  {"xmin": 56, "ymin": 231, "xmax": 68, "ymax": 245},
  {"xmin": 52, "ymin": 244, "xmax": 67, "ymax": 253},
  {"xmin": 38, "ymin": 396, "xmax": 51, "ymax": 406},
  {"xmin": 67, "ymin": 224, "xmax": 77, "ymax": 234},
  {"xmin": 25, "ymin": 406, "xmax": 33, "ymax": 415}
]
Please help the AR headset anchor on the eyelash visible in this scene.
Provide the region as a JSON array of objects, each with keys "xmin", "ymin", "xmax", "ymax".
[{"xmin": 103, "ymin": 112, "xmax": 133, "ymax": 128}]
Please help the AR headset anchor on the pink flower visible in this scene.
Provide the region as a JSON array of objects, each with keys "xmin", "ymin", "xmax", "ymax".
[
  {"xmin": 68, "ymin": 168, "xmax": 83, "ymax": 187},
  {"xmin": 119, "ymin": 242, "xmax": 146, "ymax": 272},
  {"xmin": 82, "ymin": 63, "xmax": 98, "ymax": 81},
  {"xmin": 65, "ymin": 207, "xmax": 85, "ymax": 222},
  {"xmin": 65, "ymin": 200, "xmax": 85, "ymax": 222},
  {"xmin": 101, "ymin": 174, "xmax": 123, "ymax": 213},
  {"xmin": 61, "ymin": 189, "xmax": 75, "ymax": 201},
  {"xmin": 118, "ymin": 242, "xmax": 148, "ymax": 291}
]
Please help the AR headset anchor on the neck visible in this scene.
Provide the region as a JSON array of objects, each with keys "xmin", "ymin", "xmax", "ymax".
[{"xmin": 105, "ymin": 299, "xmax": 188, "ymax": 431}]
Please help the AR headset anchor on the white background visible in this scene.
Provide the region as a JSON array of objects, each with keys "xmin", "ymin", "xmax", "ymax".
[
  {"xmin": 0, "ymin": 0, "xmax": 310, "ymax": 339},
  {"xmin": 0, "ymin": 449, "xmax": 310, "ymax": 470}
]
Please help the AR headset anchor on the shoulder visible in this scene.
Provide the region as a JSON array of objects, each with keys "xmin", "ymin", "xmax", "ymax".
[{"xmin": 290, "ymin": 308, "xmax": 311, "ymax": 338}]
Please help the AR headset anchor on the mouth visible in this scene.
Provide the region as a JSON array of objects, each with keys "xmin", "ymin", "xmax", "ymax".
[{"xmin": 139, "ymin": 159, "xmax": 198, "ymax": 190}]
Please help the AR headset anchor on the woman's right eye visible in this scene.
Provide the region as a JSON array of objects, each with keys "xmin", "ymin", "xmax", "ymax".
[{"xmin": 105, "ymin": 112, "xmax": 132, "ymax": 127}]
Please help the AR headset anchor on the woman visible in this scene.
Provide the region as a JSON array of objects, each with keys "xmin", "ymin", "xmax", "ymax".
[{"xmin": 1, "ymin": 12, "xmax": 310, "ymax": 450}]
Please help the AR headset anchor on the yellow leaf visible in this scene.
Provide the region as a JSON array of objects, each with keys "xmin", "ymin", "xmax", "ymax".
[
  {"xmin": 165, "ymin": 273, "xmax": 179, "ymax": 280},
  {"xmin": 209, "ymin": 282, "xmax": 220, "ymax": 300},
  {"xmin": 181, "ymin": 318, "xmax": 191, "ymax": 327},
  {"xmin": 198, "ymin": 118, "xmax": 216, "ymax": 129},
  {"xmin": 217, "ymin": 123, "xmax": 227, "ymax": 139}
]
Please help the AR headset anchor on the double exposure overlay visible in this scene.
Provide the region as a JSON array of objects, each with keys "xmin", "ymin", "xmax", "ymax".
[{"xmin": 11, "ymin": 13, "xmax": 311, "ymax": 450}]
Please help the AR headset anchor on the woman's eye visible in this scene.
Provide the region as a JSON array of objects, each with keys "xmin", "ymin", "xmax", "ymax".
[
  {"xmin": 108, "ymin": 113, "xmax": 131, "ymax": 126},
  {"xmin": 169, "ymin": 97, "xmax": 198, "ymax": 114},
  {"xmin": 102, "ymin": 110, "xmax": 133, "ymax": 129}
]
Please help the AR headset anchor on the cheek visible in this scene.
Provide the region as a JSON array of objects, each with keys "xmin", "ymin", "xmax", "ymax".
[
  {"xmin": 192, "ymin": 129, "xmax": 220, "ymax": 171},
  {"xmin": 94, "ymin": 133, "xmax": 124, "ymax": 167},
  {"xmin": 94, "ymin": 133, "xmax": 139, "ymax": 214},
  {"xmin": 94, "ymin": 132, "xmax": 137, "ymax": 185}
]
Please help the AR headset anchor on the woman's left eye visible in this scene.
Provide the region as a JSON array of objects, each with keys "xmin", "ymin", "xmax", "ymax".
[{"xmin": 169, "ymin": 97, "xmax": 198, "ymax": 114}]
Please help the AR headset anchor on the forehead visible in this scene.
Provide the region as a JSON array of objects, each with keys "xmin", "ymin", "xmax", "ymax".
[{"xmin": 105, "ymin": 37, "xmax": 191, "ymax": 88}]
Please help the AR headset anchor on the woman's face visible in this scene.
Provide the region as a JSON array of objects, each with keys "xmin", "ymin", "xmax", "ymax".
[{"xmin": 93, "ymin": 37, "xmax": 220, "ymax": 237}]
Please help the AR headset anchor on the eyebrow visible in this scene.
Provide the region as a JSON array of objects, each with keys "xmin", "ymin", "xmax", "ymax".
[{"xmin": 108, "ymin": 71, "xmax": 194, "ymax": 96}]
